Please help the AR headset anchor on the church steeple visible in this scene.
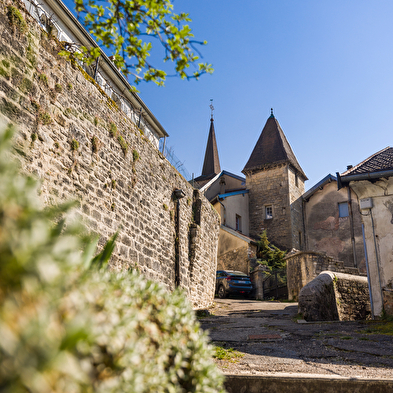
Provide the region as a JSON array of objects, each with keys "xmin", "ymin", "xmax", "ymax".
[
  {"xmin": 242, "ymin": 111, "xmax": 307, "ymax": 180},
  {"xmin": 201, "ymin": 101, "xmax": 221, "ymax": 178},
  {"xmin": 201, "ymin": 118, "xmax": 221, "ymax": 177}
]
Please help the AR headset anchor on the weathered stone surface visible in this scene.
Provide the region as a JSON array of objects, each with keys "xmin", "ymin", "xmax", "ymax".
[
  {"xmin": 286, "ymin": 250, "xmax": 364, "ymax": 301},
  {"xmin": 246, "ymin": 163, "xmax": 305, "ymax": 251},
  {"xmin": 298, "ymin": 271, "xmax": 370, "ymax": 321},
  {"xmin": 0, "ymin": 0, "xmax": 220, "ymax": 309}
]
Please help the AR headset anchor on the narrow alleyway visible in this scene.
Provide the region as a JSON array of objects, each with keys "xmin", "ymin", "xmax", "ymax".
[{"xmin": 200, "ymin": 298, "xmax": 393, "ymax": 379}]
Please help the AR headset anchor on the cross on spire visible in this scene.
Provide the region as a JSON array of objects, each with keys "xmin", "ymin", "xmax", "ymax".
[{"xmin": 210, "ymin": 99, "xmax": 214, "ymax": 120}]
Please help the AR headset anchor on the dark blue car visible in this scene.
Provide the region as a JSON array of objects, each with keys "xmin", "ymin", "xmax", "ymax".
[{"xmin": 215, "ymin": 270, "xmax": 253, "ymax": 298}]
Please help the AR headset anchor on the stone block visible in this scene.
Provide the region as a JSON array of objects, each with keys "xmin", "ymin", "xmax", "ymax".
[{"xmin": 298, "ymin": 271, "xmax": 370, "ymax": 321}]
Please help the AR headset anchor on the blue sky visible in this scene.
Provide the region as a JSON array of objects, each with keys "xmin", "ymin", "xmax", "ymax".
[{"xmin": 64, "ymin": 0, "xmax": 393, "ymax": 189}]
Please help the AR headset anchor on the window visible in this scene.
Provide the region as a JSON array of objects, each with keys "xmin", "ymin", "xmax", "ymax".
[
  {"xmin": 295, "ymin": 174, "xmax": 299, "ymax": 187},
  {"xmin": 235, "ymin": 215, "xmax": 241, "ymax": 231},
  {"xmin": 265, "ymin": 205, "xmax": 273, "ymax": 219},
  {"xmin": 338, "ymin": 202, "xmax": 349, "ymax": 218}
]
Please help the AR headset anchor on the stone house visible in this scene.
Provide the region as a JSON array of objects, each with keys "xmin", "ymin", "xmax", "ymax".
[
  {"xmin": 196, "ymin": 109, "xmax": 367, "ymax": 297},
  {"xmin": 197, "ymin": 109, "xmax": 309, "ymax": 274},
  {"xmin": 302, "ymin": 174, "xmax": 366, "ymax": 272},
  {"xmin": 338, "ymin": 147, "xmax": 393, "ymax": 317}
]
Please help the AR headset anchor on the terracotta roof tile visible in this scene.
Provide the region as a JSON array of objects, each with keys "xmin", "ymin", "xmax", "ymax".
[{"xmin": 341, "ymin": 147, "xmax": 393, "ymax": 175}]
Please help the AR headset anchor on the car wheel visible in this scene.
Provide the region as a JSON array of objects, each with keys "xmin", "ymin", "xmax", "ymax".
[{"xmin": 217, "ymin": 285, "xmax": 226, "ymax": 299}]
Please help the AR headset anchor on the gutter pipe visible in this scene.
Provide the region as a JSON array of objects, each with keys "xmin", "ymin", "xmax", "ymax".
[
  {"xmin": 370, "ymin": 209, "xmax": 384, "ymax": 313},
  {"xmin": 362, "ymin": 223, "xmax": 374, "ymax": 319},
  {"xmin": 218, "ymin": 199, "xmax": 226, "ymax": 226},
  {"xmin": 337, "ymin": 169, "xmax": 393, "ymax": 190}
]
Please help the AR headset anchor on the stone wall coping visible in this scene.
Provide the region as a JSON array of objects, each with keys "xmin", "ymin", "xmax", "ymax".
[
  {"xmin": 220, "ymin": 225, "xmax": 257, "ymax": 244},
  {"xmin": 319, "ymin": 270, "xmax": 368, "ymax": 284},
  {"xmin": 284, "ymin": 250, "xmax": 340, "ymax": 261}
]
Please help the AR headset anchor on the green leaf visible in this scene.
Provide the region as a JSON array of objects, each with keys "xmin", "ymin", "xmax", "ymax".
[
  {"xmin": 74, "ymin": 0, "xmax": 213, "ymax": 86},
  {"xmin": 89, "ymin": 232, "xmax": 119, "ymax": 270}
]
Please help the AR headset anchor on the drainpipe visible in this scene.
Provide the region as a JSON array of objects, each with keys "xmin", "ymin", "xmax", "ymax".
[
  {"xmin": 347, "ymin": 188, "xmax": 357, "ymax": 268},
  {"xmin": 362, "ymin": 223, "xmax": 374, "ymax": 320},
  {"xmin": 370, "ymin": 209, "xmax": 384, "ymax": 312},
  {"xmin": 302, "ymin": 197, "xmax": 307, "ymax": 250},
  {"xmin": 161, "ymin": 136, "xmax": 166, "ymax": 155},
  {"xmin": 219, "ymin": 198, "xmax": 226, "ymax": 226},
  {"xmin": 173, "ymin": 189, "xmax": 186, "ymax": 287},
  {"xmin": 137, "ymin": 107, "xmax": 143, "ymax": 128},
  {"xmin": 93, "ymin": 56, "xmax": 100, "ymax": 81}
]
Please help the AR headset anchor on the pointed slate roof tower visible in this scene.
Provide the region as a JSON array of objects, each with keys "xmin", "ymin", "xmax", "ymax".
[
  {"xmin": 195, "ymin": 105, "xmax": 221, "ymax": 184},
  {"xmin": 201, "ymin": 117, "xmax": 221, "ymax": 177},
  {"xmin": 242, "ymin": 110, "xmax": 307, "ymax": 180},
  {"xmin": 243, "ymin": 109, "xmax": 307, "ymax": 251}
]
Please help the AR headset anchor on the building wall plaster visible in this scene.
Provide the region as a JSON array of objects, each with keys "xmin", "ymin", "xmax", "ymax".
[
  {"xmin": 304, "ymin": 181, "xmax": 365, "ymax": 271},
  {"xmin": 349, "ymin": 177, "xmax": 393, "ymax": 316}
]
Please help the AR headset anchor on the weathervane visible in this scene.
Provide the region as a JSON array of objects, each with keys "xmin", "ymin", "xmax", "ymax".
[{"xmin": 210, "ymin": 99, "xmax": 214, "ymax": 120}]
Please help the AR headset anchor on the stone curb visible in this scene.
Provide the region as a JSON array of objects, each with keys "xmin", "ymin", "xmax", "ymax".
[{"xmin": 224, "ymin": 373, "xmax": 393, "ymax": 393}]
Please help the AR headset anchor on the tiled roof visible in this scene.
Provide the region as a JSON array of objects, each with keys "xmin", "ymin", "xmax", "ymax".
[
  {"xmin": 341, "ymin": 147, "xmax": 393, "ymax": 176},
  {"xmin": 242, "ymin": 115, "xmax": 307, "ymax": 179},
  {"xmin": 302, "ymin": 174, "xmax": 337, "ymax": 201}
]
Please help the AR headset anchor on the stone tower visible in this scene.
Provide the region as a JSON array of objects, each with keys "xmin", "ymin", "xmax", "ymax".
[{"xmin": 242, "ymin": 110, "xmax": 307, "ymax": 250}]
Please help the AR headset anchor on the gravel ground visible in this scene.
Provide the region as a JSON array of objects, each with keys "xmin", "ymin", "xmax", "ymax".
[{"xmin": 199, "ymin": 298, "xmax": 393, "ymax": 379}]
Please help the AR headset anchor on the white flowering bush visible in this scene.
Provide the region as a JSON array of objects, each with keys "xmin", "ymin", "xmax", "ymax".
[{"xmin": 0, "ymin": 124, "xmax": 224, "ymax": 393}]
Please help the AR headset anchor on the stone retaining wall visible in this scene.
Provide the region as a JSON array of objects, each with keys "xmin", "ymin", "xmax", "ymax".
[
  {"xmin": 0, "ymin": 0, "xmax": 220, "ymax": 308},
  {"xmin": 286, "ymin": 250, "xmax": 363, "ymax": 301},
  {"xmin": 298, "ymin": 271, "xmax": 370, "ymax": 321}
]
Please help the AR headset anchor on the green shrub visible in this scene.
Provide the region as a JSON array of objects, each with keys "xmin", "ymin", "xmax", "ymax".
[
  {"xmin": 70, "ymin": 138, "xmax": 79, "ymax": 151},
  {"xmin": 117, "ymin": 134, "xmax": 128, "ymax": 154},
  {"xmin": 6, "ymin": 5, "xmax": 27, "ymax": 34},
  {"xmin": 54, "ymin": 83, "xmax": 63, "ymax": 93},
  {"xmin": 109, "ymin": 122, "xmax": 117, "ymax": 137},
  {"xmin": 133, "ymin": 149, "xmax": 139, "ymax": 162},
  {"xmin": 38, "ymin": 73, "xmax": 49, "ymax": 86},
  {"xmin": 256, "ymin": 230, "xmax": 286, "ymax": 270},
  {"xmin": 0, "ymin": 124, "xmax": 224, "ymax": 393},
  {"xmin": 38, "ymin": 111, "xmax": 52, "ymax": 125},
  {"xmin": 91, "ymin": 135, "xmax": 100, "ymax": 153}
]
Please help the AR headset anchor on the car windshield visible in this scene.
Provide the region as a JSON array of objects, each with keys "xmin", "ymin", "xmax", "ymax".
[{"xmin": 226, "ymin": 271, "xmax": 248, "ymax": 277}]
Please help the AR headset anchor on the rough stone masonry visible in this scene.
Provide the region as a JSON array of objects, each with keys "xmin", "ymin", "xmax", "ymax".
[{"xmin": 0, "ymin": 0, "xmax": 220, "ymax": 309}]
